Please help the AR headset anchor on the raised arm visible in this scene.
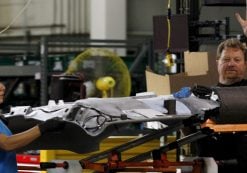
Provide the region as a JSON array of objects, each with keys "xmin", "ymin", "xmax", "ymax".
[
  {"xmin": 0, "ymin": 82, "xmax": 5, "ymax": 104},
  {"xmin": 235, "ymin": 12, "xmax": 247, "ymax": 37}
]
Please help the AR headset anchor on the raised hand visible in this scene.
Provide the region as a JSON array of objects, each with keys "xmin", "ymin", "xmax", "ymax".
[
  {"xmin": 0, "ymin": 83, "xmax": 5, "ymax": 104},
  {"xmin": 235, "ymin": 13, "xmax": 247, "ymax": 37}
]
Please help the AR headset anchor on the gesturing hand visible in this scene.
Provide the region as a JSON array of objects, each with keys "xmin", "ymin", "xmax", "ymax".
[
  {"xmin": 235, "ymin": 13, "xmax": 247, "ymax": 37},
  {"xmin": 0, "ymin": 83, "xmax": 5, "ymax": 104},
  {"xmin": 38, "ymin": 118, "xmax": 66, "ymax": 134}
]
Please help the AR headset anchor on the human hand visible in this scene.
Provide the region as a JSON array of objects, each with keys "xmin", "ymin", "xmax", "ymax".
[
  {"xmin": 38, "ymin": 118, "xmax": 66, "ymax": 134},
  {"xmin": 0, "ymin": 83, "xmax": 5, "ymax": 104},
  {"xmin": 235, "ymin": 13, "xmax": 247, "ymax": 37}
]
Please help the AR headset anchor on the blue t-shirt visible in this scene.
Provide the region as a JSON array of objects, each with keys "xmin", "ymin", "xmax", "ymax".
[{"xmin": 0, "ymin": 120, "xmax": 17, "ymax": 173}]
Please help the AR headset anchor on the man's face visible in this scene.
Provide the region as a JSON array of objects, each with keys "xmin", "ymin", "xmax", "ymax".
[{"xmin": 217, "ymin": 47, "xmax": 247, "ymax": 85}]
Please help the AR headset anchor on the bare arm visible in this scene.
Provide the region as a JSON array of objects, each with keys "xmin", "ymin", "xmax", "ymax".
[
  {"xmin": 0, "ymin": 125, "xmax": 41, "ymax": 151},
  {"xmin": 0, "ymin": 83, "xmax": 5, "ymax": 104},
  {"xmin": 0, "ymin": 80, "xmax": 64, "ymax": 152},
  {"xmin": 0, "ymin": 118, "xmax": 65, "ymax": 151},
  {"xmin": 235, "ymin": 13, "xmax": 247, "ymax": 37},
  {"xmin": 0, "ymin": 82, "xmax": 40, "ymax": 151},
  {"xmin": 0, "ymin": 82, "xmax": 63, "ymax": 151}
]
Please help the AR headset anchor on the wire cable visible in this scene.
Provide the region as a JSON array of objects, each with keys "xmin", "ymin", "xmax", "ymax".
[
  {"xmin": 165, "ymin": 0, "xmax": 174, "ymax": 67},
  {"xmin": 0, "ymin": 0, "xmax": 33, "ymax": 35},
  {"xmin": 167, "ymin": 0, "xmax": 171, "ymax": 50}
]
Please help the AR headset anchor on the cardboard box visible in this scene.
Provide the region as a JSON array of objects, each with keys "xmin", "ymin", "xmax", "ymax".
[
  {"xmin": 146, "ymin": 70, "xmax": 216, "ymax": 95},
  {"xmin": 146, "ymin": 51, "xmax": 218, "ymax": 95},
  {"xmin": 184, "ymin": 51, "xmax": 209, "ymax": 76}
]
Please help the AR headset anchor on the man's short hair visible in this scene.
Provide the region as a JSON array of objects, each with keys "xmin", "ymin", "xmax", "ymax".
[{"xmin": 216, "ymin": 38, "xmax": 247, "ymax": 61}]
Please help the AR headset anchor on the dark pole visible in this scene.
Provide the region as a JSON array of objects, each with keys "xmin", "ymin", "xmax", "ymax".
[{"xmin": 40, "ymin": 37, "xmax": 48, "ymax": 106}]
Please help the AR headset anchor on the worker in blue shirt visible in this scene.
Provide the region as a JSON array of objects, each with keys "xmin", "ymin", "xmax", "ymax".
[{"xmin": 0, "ymin": 83, "xmax": 65, "ymax": 173}]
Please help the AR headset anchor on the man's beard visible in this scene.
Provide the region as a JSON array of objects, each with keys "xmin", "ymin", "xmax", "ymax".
[{"xmin": 225, "ymin": 70, "xmax": 238, "ymax": 78}]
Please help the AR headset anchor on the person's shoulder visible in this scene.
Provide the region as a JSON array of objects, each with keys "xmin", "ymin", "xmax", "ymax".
[{"xmin": 216, "ymin": 79, "xmax": 247, "ymax": 87}]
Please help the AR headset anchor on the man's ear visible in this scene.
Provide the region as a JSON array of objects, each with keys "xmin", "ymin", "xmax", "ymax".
[{"xmin": 216, "ymin": 59, "xmax": 219, "ymax": 66}]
